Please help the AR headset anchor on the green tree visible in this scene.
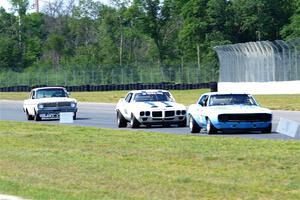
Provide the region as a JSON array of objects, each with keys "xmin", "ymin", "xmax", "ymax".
[
  {"xmin": 131, "ymin": 0, "xmax": 172, "ymax": 78},
  {"xmin": 281, "ymin": 0, "xmax": 300, "ymax": 40},
  {"xmin": 232, "ymin": 0, "xmax": 293, "ymax": 42},
  {"xmin": 45, "ymin": 33, "xmax": 65, "ymax": 69},
  {"xmin": 9, "ymin": 0, "xmax": 29, "ymax": 68},
  {"xmin": 180, "ymin": 0, "xmax": 209, "ymax": 74}
]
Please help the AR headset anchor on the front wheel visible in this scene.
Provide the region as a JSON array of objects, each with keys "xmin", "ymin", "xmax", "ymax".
[
  {"xmin": 73, "ymin": 112, "xmax": 77, "ymax": 120},
  {"xmin": 34, "ymin": 110, "xmax": 41, "ymax": 121},
  {"xmin": 117, "ymin": 111, "xmax": 127, "ymax": 128},
  {"xmin": 189, "ymin": 115, "xmax": 201, "ymax": 133},
  {"xmin": 26, "ymin": 110, "xmax": 34, "ymax": 120},
  {"xmin": 130, "ymin": 114, "xmax": 140, "ymax": 128},
  {"xmin": 206, "ymin": 118, "xmax": 217, "ymax": 134}
]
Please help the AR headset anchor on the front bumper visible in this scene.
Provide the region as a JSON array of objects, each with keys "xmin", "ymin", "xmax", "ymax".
[
  {"xmin": 213, "ymin": 121, "xmax": 272, "ymax": 131},
  {"xmin": 37, "ymin": 108, "xmax": 77, "ymax": 119},
  {"xmin": 137, "ymin": 116, "xmax": 186, "ymax": 125}
]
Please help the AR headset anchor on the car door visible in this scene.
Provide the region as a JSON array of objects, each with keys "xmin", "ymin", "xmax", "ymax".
[{"xmin": 197, "ymin": 95, "xmax": 209, "ymax": 127}]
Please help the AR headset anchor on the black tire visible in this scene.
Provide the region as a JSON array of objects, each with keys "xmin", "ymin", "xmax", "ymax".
[
  {"xmin": 117, "ymin": 111, "xmax": 127, "ymax": 128},
  {"xmin": 189, "ymin": 115, "xmax": 201, "ymax": 133},
  {"xmin": 206, "ymin": 118, "xmax": 217, "ymax": 134},
  {"xmin": 130, "ymin": 114, "xmax": 140, "ymax": 128},
  {"xmin": 262, "ymin": 124, "xmax": 272, "ymax": 133},
  {"xmin": 73, "ymin": 112, "xmax": 77, "ymax": 120},
  {"xmin": 34, "ymin": 110, "xmax": 41, "ymax": 121},
  {"xmin": 26, "ymin": 110, "xmax": 34, "ymax": 120},
  {"xmin": 178, "ymin": 118, "xmax": 187, "ymax": 127}
]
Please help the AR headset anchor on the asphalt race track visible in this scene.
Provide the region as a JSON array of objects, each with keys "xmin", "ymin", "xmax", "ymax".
[{"xmin": 1, "ymin": 100, "xmax": 300, "ymax": 140}]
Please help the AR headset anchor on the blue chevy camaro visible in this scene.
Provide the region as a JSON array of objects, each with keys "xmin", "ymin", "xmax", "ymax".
[{"xmin": 188, "ymin": 92, "xmax": 272, "ymax": 134}]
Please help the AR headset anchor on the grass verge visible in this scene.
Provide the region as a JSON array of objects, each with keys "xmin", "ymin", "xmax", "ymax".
[
  {"xmin": 1, "ymin": 90, "xmax": 300, "ymax": 110},
  {"xmin": 0, "ymin": 121, "xmax": 299, "ymax": 200}
]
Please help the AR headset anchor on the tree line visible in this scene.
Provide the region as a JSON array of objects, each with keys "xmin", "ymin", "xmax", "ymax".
[{"xmin": 0, "ymin": 0, "xmax": 300, "ymax": 80}]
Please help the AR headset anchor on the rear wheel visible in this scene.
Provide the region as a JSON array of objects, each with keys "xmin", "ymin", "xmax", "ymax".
[
  {"xmin": 262, "ymin": 124, "xmax": 272, "ymax": 133},
  {"xmin": 130, "ymin": 114, "xmax": 140, "ymax": 128},
  {"xmin": 26, "ymin": 110, "xmax": 34, "ymax": 120},
  {"xmin": 206, "ymin": 118, "xmax": 217, "ymax": 134},
  {"xmin": 117, "ymin": 111, "xmax": 127, "ymax": 128},
  {"xmin": 189, "ymin": 115, "xmax": 201, "ymax": 133}
]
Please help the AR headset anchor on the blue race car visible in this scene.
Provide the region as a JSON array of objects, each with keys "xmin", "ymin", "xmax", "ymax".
[{"xmin": 188, "ymin": 92, "xmax": 272, "ymax": 134}]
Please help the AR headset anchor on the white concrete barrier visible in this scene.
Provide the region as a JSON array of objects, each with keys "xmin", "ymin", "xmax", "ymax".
[
  {"xmin": 218, "ymin": 81, "xmax": 300, "ymax": 94},
  {"xmin": 276, "ymin": 118, "xmax": 300, "ymax": 139},
  {"xmin": 59, "ymin": 112, "xmax": 74, "ymax": 123},
  {"xmin": 0, "ymin": 194, "xmax": 26, "ymax": 200}
]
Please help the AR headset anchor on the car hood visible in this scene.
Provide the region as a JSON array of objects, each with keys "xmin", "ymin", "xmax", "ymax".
[
  {"xmin": 131, "ymin": 101, "xmax": 185, "ymax": 110},
  {"xmin": 206, "ymin": 105, "xmax": 271, "ymax": 115},
  {"xmin": 35, "ymin": 97, "xmax": 77, "ymax": 103}
]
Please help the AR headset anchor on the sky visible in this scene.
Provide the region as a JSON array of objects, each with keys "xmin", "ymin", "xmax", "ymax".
[{"xmin": 0, "ymin": 0, "xmax": 110, "ymax": 13}]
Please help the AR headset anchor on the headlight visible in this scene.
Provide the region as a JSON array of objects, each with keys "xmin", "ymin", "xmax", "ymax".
[
  {"xmin": 38, "ymin": 104, "xmax": 44, "ymax": 109},
  {"xmin": 71, "ymin": 102, "xmax": 76, "ymax": 108}
]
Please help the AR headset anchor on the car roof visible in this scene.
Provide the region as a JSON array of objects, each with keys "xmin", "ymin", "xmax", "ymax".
[
  {"xmin": 201, "ymin": 92, "xmax": 251, "ymax": 96},
  {"xmin": 128, "ymin": 90, "xmax": 170, "ymax": 94},
  {"xmin": 32, "ymin": 87, "xmax": 66, "ymax": 91}
]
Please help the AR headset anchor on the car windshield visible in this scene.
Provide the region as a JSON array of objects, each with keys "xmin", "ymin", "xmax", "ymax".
[
  {"xmin": 209, "ymin": 94, "xmax": 257, "ymax": 106},
  {"xmin": 134, "ymin": 92, "xmax": 172, "ymax": 102},
  {"xmin": 36, "ymin": 89, "xmax": 67, "ymax": 99}
]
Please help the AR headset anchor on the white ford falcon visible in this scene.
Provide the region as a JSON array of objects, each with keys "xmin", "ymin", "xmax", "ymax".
[
  {"xmin": 115, "ymin": 90, "xmax": 187, "ymax": 128},
  {"xmin": 23, "ymin": 87, "xmax": 77, "ymax": 121}
]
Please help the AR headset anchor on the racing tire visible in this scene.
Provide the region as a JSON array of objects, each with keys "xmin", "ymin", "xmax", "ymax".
[
  {"xmin": 189, "ymin": 115, "xmax": 201, "ymax": 133},
  {"xmin": 130, "ymin": 114, "xmax": 140, "ymax": 128},
  {"xmin": 117, "ymin": 111, "xmax": 127, "ymax": 128},
  {"xmin": 73, "ymin": 112, "xmax": 77, "ymax": 120},
  {"xmin": 26, "ymin": 110, "xmax": 34, "ymax": 120},
  {"xmin": 178, "ymin": 118, "xmax": 187, "ymax": 127},
  {"xmin": 34, "ymin": 110, "xmax": 41, "ymax": 121},
  {"xmin": 262, "ymin": 124, "xmax": 272, "ymax": 133},
  {"xmin": 206, "ymin": 118, "xmax": 217, "ymax": 134}
]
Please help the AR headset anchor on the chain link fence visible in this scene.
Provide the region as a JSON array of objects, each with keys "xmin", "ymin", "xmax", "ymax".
[
  {"xmin": 0, "ymin": 63, "xmax": 218, "ymax": 87},
  {"xmin": 214, "ymin": 39, "xmax": 300, "ymax": 82}
]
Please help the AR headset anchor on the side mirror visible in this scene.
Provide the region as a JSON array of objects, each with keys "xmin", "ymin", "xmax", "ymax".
[
  {"xmin": 32, "ymin": 96, "xmax": 35, "ymax": 99},
  {"xmin": 67, "ymin": 92, "xmax": 70, "ymax": 96}
]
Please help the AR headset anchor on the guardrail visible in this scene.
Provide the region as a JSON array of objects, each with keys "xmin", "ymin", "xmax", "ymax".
[{"xmin": 0, "ymin": 82, "xmax": 217, "ymax": 92}]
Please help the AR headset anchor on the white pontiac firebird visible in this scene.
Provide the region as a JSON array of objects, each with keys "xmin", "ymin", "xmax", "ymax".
[
  {"xmin": 115, "ymin": 90, "xmax": 187, "ymax": 128},
  {"xmin": 23, "ymin": 87, "xmax": 77, "ymax": 121}
]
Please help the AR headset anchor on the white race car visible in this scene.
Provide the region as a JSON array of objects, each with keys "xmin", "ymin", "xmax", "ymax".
[
  {"xmin": 116, "ymin": 90, "xmax": 187, "ymax": 128},
  {"xmin": 23, "ymin": 87, "xmax": 77, "ymax": 121},
  {"xmin": 188, "ymin": 92, "xmax": 272, "ymax": 134}
]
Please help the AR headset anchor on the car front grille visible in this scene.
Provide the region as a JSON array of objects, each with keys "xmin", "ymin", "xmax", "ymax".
[
  {"xmin": 218, "ymin": 113, "xmax": 272, "ymax": 122},
  {"xmin": 43, "ymin": 102, "xmax": 72, "ymax": 108},
  {"xmin": 43, "ymin": 103, "xmax": 57, "ymax": 107},
  {"xmin": 165, "ymin": 111, "xmax": 175, "ymax": 117},
  {"xmin": 152, "ymin": 111, "xmax": 162, "ymax": 117},
  {"xmin": 58, "ymin": 102, "xmax": 71, "ymax": 107}
]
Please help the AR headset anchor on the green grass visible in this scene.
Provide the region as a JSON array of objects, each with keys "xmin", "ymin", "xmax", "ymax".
[
  {"xmin": 254, "ymin": 94, "xmax": 300, "ymax": 111},
  {"xmin": 1, "ymin": 90, "xmax": 300, "ymax": 110},
  {"xmin": 0, "ymin": 121, "xmax": 299, "ymax": 200}
]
